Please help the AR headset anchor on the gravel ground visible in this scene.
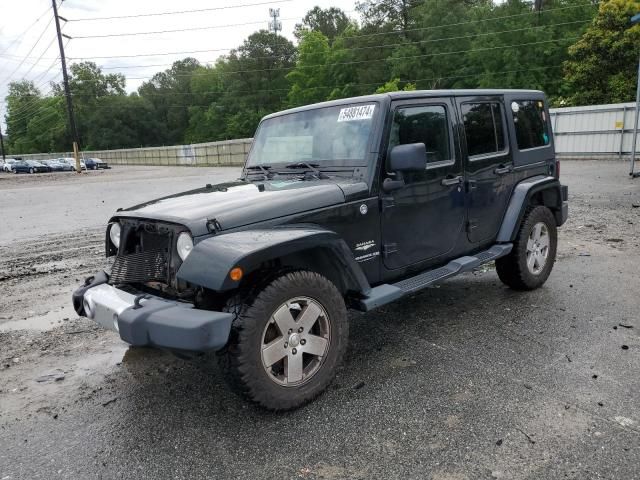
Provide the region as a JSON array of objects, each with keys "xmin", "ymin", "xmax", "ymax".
[{"xmin": 0, "ymin": 161, "xmax": 639, "ymax": 480}]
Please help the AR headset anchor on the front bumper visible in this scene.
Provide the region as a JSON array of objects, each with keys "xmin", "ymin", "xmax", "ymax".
[{"xmin": 72, "ymin": 272, "xmax": 233, "ymax": 352}]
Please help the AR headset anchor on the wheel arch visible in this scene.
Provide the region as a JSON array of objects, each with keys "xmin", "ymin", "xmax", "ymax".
[
  {"xmin": 497, "ymin": 175, "xmax": 565, "ymax": 243},
  {"xmin": 177, "ymin": 225, "xmax": 372, "ymax": 298}
]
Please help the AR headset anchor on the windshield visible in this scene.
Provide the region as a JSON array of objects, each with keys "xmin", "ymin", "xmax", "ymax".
[{"xmin": 247, "ymin": 103, "xmax": 378, "ymax": 168}]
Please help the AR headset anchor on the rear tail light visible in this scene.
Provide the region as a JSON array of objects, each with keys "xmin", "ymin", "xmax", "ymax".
[{"xmin": 555, "ymin": 159, "xmax": 560, "ymax": 178}]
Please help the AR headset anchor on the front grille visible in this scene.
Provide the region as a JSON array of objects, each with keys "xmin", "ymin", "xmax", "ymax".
[{"xmin": 110, "ymin": 248, "xmax": 168, "ymax": 284}]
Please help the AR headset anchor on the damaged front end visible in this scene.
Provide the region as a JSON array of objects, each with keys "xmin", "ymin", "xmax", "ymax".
[{"xmin": 72, "ymin": 218, "xmax": 234, "ymax": 352}]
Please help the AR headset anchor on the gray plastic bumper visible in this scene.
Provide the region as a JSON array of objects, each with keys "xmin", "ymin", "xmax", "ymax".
[{"xmin": 72, "ymin": 273, "xmax": 233, "ymax": 352}]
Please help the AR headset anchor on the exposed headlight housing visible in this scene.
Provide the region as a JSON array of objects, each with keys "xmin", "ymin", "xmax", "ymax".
[
  {"xmin": 109, "ymin": 222, "xmax": 121, "ymax": 249},
  {"xmin": 176, "ymin": 232, "xmax": 193, "ymax": 261}
]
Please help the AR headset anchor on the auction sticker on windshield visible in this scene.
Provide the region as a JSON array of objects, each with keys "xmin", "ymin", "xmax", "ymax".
[{"xmin": 337, "ymin": 104, "xmax": 375, "ymax": 122}]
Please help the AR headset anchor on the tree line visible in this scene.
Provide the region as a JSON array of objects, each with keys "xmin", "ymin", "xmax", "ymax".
[{"xmin": 3, "ymin": 0, "xmax": 639, "ymax": 155}]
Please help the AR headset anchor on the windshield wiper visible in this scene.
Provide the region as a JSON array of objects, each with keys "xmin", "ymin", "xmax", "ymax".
[
  {"xmin": 284, "ymin": 162, "xmax": 328, "ymax": 179},
  {"xmin": 245, "ymin": 164, "xmax": 274, "ymax": 180}
]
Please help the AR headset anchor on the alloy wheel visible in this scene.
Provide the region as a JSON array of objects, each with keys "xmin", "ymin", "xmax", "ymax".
[
  {"xmin": 260, "ymin": 296, "xmax": 331, "ymax": 387},
  {"xmin": 526, "ymin": 222, "xmax": 550, "ymax": 275}
]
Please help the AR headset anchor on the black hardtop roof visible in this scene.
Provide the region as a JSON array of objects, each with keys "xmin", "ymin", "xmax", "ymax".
[{"xmin": 263, "ymin": 89, "xmax": 545, "ymax": 120}]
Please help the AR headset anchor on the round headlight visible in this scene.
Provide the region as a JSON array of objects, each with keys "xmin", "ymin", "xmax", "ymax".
[
  {"xmin": 109, "ymin": 222, "xmax": 121, "ymax": 249},
  {"xmin": 177, "ymin": 232, "xmax": 193, "ymax": 261}
]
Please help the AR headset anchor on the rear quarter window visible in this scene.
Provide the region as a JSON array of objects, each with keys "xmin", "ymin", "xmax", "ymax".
[{"xmin": 512, "ymin": 100, "xmax": 550, "ymax": 150}]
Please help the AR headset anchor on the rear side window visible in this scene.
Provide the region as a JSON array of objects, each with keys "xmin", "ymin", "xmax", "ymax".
[
  {"xmin": 461, "ymin": 102, "xmax": 505, "ymax": 157},
  {"xmin": 389, "ymin": 105, "xmax": 452, "ymax": 164},
  {"xmin": 512, "ymin": 100, "xmax": 550, "ymax": 150}
]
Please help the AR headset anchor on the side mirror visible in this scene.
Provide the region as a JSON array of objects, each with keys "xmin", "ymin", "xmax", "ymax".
[{"xmin": 389, "ymin": 143, "xmax": 427, "ymax": 172}]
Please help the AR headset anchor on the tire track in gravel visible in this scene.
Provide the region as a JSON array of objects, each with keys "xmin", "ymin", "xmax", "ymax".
[{"xmin": 0, "ymin": 228, "xmax": 106, "ymax": 323}]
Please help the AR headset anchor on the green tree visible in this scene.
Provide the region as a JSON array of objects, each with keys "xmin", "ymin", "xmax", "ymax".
[
  {"xmin": 563, "ymin": 0, "xmax": 640, "ymax": 105},
  {"xmin": 138, "ymin": 58, "xmax": 201, "ymax": 145},
  {"xmin": 287, "ymin": 30, "xmax": 332, "ymax": 106},
  {"xmin": 53, "ymin": 61, "xmax": 126, "ymax": 146},
  {"xmin": 375, "ymin": 78, "xmax": 416, "ymax": 92},
  {"xmin": 82, "ymin": 95, "xmax": 167, "ymax": 150},
  {"xmin": 4, "ymin": 80, "xmax": 45, "ymax": 152},
  {"xmin": 189, "ymin": 31, "xmax": 295, "ymax": 140},
  {"xmin": 294, "ymin": 7, "xmax": 353, "ymax": 43},
  {"xmin": 356, "ymin": 0, "xmax": 422, "ymax": 33}
]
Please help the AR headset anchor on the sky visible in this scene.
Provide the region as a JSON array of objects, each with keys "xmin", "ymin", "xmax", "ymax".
[{"xmin": 0, "ymin": 0, "xmax": 359, "ymax": 130}]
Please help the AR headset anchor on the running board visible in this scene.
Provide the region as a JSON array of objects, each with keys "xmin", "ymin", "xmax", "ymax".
[{"xmin": 357, "ymin": 244, "xmax": 513, "ymax": 312}]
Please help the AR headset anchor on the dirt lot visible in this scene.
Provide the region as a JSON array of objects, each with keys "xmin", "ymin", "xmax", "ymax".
[{"xmin": 0, "ymin": 162, "xmax": 639, "ymax": 479}]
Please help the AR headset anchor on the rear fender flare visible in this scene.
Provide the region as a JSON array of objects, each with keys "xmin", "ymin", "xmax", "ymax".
[
  {"xmin": 497, "ymin": 176, "xmax": 564, "ymax": 242},
  {"xmin": 177, "ymin": 226, "xmax": 372, "ymax": 295}
]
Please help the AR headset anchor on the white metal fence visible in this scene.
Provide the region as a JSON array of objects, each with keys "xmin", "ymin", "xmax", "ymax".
[
  {"xmin": 16, "ymin": 138, "xmax": 253, "ymax": 166},
  {"xmin": 550, "ymin": 102, "xmax": 639, "ymax": 159},
  {"xmin": 10, "ymin": 102, "xmax": 639, "ymax": 165}
]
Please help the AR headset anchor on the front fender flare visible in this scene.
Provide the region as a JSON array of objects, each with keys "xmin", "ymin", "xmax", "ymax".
[{"xmin": 177, "ymin": 226, "xmax": 372, "ymax": 295}]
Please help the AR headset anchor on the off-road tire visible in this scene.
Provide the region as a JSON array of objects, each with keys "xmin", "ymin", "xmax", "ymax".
[
  {"xmin": 218, "ymin": 270, "xmax": 348, "ymax": 411},
  {"xmin": 496, "ymin": 205, "xmax": 557, "ymax": 290}
]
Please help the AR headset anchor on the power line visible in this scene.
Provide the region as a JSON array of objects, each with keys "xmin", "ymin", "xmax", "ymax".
[
  {"xmin": 67, "ymin": 0, "xmax": 294, "ymax": 22},
  {"xmin": 70, "ymin": 15, "xmax": 304, "ymax": 39},
  {"xmin": 54, "ymin": 64, "xmax": 569, "ymax": 105},
  {"xmin": 69, "ymin": 2, "xmax": 594, "ymax": 42},
  {"xmin": 0, "ymin": 4, "xmax": 53, "ymax": 57},
  {"xmin": 94, "ymin": 36, "xmax": 581, "ymax": 81},
  {"xmin": 92, "ymin": 19, "xmax": 590, "ymax": 73},
  {"xmin": 342, "ymin": 2, "xmax": 596, "ymax": 42},
  {"xmin": 3, "ymin": 77, "xmax": 62, "ymax": 123},
  {"xmin": 0, "ymin": 17, "xmax": 55, "ymax": 88},
  {"xmin": 18, "ymin": 36, "xmax": 59, "ymax": 82}
]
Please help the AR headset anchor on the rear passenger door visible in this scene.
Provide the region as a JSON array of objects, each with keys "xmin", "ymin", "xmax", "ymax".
[{"xmin": 457, "ymin": 97, "xmax": 513, "ymax": 244}]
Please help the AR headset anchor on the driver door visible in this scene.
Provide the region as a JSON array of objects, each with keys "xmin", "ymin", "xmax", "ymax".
[{"xmin": 381, "ymin": 98, "xmax": 465, "ymax": 271}]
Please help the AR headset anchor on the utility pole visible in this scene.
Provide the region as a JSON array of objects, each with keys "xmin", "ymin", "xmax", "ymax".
[
  {"xmin": 52, "ymin": 0, "xmax": 81, "ymax": 173},
  {"xmin": 630, "ymin": 13, "xmax": 640, "ymax": 177},
  {"xmin": 268, "ymin": 8, "xmax": 282, "ymax": 35},
  {"xmin": 0, "ymin": 127, "xmax": 6, "ymax": 163}
]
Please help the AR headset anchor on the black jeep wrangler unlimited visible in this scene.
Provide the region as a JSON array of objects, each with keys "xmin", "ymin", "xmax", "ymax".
[{"xmin": 73, "ymin": 90, "xmax": 568, "ymax": 410}]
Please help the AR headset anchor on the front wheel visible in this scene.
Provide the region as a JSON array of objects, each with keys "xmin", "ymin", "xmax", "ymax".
[
  {"xmin": 218, "ymin": 271, "xmax": 349, "ymax": 410},
  {"xmin": 496, "ymin": 205, "xmax": 557, "ymax": 290},
  {"xmin": 29, "ymin": 168, "xmax": 34, "ymax": 174}
]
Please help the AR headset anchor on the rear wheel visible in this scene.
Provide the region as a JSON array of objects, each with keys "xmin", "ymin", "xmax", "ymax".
[
  {"xmin": 29, "ymin": 168, "xmax": 34, "ymax": 174},
  {"xmin": 218, "ymin": 271, "xmax": 348, "ymax": 410},
  {"xmin": 496, "ymin": 206, "xmax": 557, "ymax": 290}
]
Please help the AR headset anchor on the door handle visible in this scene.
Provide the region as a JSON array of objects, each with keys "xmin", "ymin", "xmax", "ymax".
[
  {"xmin": 441, "ymin": 175, "xmax": 463, "ymax": 187},
  {"xmin": 494, "ymin": 164, "xmax": 512, "ymax": 175}
]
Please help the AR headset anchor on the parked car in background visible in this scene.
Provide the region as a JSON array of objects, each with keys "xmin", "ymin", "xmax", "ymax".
[
  {"xmin": 58, "ymin": 157, "xmax": 86, "ymax": 171},
  {"xmin": 41, "ymin": 159, "xmax": 73, "ymax": 172},
  {"xmin": 84, "ymin": 157, "xmax": 109, "ymax": 170},
  {"xmin": 2, "ymin": 158, "xmax": 19, "ymax": 172},
  {"xmin": 11, "ymin": 160, "xmax": 49, "ymax": 174}
]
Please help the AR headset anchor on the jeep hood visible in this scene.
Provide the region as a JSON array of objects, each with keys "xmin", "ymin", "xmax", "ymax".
[{"xmin": 114, "ymin": 179, "xmax": 353, "ymax": 236}]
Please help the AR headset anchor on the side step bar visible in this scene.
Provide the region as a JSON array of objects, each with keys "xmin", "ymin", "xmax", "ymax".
[{"xmin": 357, "ymin": 244, "xmax": 513, "ymax": 312}]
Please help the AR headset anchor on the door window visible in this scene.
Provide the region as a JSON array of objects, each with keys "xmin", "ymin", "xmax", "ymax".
[
  {"xmin": 461, "ymin": 102, "xmax": 506, "ymax": 158},
  {"xmin": 388, "ymin": 105, "xmax": 452, "ymax": 166},
  {"xmin": 511, "ymin": 100, "xmax": 550, "ymax": 150}
]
